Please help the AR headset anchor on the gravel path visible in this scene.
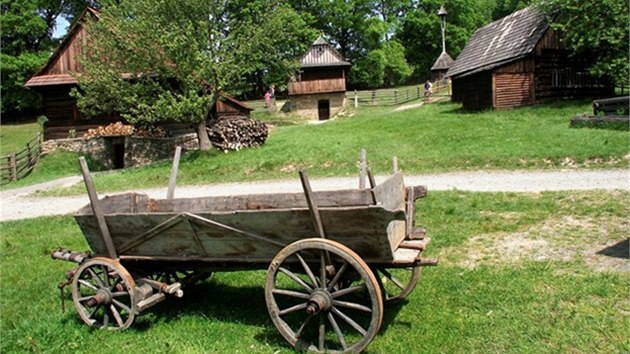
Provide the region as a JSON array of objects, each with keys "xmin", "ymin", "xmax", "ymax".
[{"xmin": 0, "ymin": 169, "xmax": 627, "ymax": 222}]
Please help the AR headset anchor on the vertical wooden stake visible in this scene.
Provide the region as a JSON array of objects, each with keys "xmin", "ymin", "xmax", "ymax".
[
  {"xmin": 9, "ymin": 153, "xmax": 17, "ymax": 181},
  {"xmin": 354, "ymin": 90, "xmax": 358, "ymax": 108},
  {"xmin": 166, "ymin": 146, "xmax": 182, "ymax": 200},
  {"xmin": 394, "ymin": 90, "xmax": 398, "ymax": 104},
  {"xmin": 358, "ymin": 149, "xmax": 366, "ymax": 189},
  {"xmin": 299, "ymin": 170, "xmax": 326, "ymax": 239},
  {"xmin": 392, "ymin": 156, "xmax": 398, "ymax": 173},
  {"xmin": 79, "ymin": 157, "xmax": 117, "ymax": 259}
]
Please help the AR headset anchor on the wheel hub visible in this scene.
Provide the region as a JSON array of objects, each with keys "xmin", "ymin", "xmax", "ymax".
[
  {"xmin": 86, "ymin": 289, "xmax": 112, "ymax": 307},
  {"xmin": 306, "ymin": 289, "xmax": 332, "ymax": 315}
]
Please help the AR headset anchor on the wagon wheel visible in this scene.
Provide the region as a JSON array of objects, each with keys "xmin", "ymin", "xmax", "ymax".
[
  {"xmin": 265, "ymin": 238, "xmax": 383, "ymax": 353},
  {"xmin": 372, "ymin": 266, "xmax": 421, "ymax": 304},
  {"xmin": 71, "ymin": 257, "xmax": 136, "ymax": 330},
  {"xmin": 148, "ymin": 270, "xmax": 212, "ymax": 287}
]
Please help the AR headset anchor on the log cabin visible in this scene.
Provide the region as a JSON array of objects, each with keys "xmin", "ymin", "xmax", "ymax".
[
  {"xmin": 288, "ymin": 36, "xmax": 351, "ymax": 120},
  {"xmin": 24, "ymin": 8, "xmax": 252, "ymax": 140},
  {"xmin": 446, "ymin": 7, "xmax": 613, "ymax": 110}
]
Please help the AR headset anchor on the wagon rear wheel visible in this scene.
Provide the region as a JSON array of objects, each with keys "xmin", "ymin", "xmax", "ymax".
[
  {"xmin": 72, "ymin": 257, "xmax": 135, "ymax": 330},
  {"xmin": 265, "ymin": 238, "xmax": 383, "ymax": 353},
  {"xmin": 372, "ymin": 266, "xmax": 421, "ymax": 304}
]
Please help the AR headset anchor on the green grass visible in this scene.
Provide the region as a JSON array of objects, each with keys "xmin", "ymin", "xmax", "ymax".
[
  {"xmin": 0, "ymin": 121, "xmax": 40, "ymax": 156},
  {"xmin": 8, "ymin": 100, "xmax": 630, "ymax": 195},
  {"xmin": 1, "ymin": 190, "xmax": 628, "ymax": 353}
]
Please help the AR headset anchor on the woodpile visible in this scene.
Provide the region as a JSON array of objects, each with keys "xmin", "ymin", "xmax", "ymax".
[
  {"xmin": 207, "ymin": 116, "xmax": 268, "ymax": 151},
  {"xmin": 85, "ymin": 122, "xmax": 134, "ymax": 138}
]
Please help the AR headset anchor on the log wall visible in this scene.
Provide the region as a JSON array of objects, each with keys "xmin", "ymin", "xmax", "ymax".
[{"xmin": 288, "ymin": 78, "xmax": 346, "ymax": 96}]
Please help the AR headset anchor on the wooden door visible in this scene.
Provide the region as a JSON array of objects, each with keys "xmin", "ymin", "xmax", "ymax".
[{"xmin": 318, "ymin": 100, "xmax": 330, "ymax": 120}]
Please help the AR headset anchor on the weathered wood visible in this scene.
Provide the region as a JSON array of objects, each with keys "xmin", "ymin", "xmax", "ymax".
[
  {"xmin": 399, "ymin": 238, "xmax": 431, "ymax": 251},
  {"xmin": 413, "ymin": 185, "xmax": 428, "ymax": 199},
  {"xmin": 299, "ymin": 170, "xmax": 326, "ymax": 239},
  {"xmin": 359, "ymin": 149, "xmax": 366, "ymax": 189},
  {"xmin": 9, "ymin": 153, "xmax": 17, "ymax": 181},
  {"xmin": 405, "ymin": 187, "xmax": 415, "ymax": 237},
  {"xmin": 166, "ymin": 146, "xmax": 182, "ymax": 199},
  {"xmin": 78, "ymin": 156, "xmax": 117, "ymax": 258},
  {"xmin": 372, "ymin": 172, "xmax": 405, "ymax": 210},
  {"xmin": 392, "ymin": 156, "xmax": 398, "ymax": 173}
]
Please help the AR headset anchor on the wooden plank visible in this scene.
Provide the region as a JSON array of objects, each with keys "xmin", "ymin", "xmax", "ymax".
[
  {"xmin": 399, "ymin": 238, "xmax": 431, "ymax": 251},
  {"xmin": 166, "ymin": 146, "xmax": 182, "ymax": 199},
  {"xmin": 78, "ymin": 156, "xmax": 117, "ymax": 258},
  {"xmin": 372, "ymin": 172, "xmax": 405, "ymax": 210},
  {"xmin": 405, "ymin": 187, "xmax": 415, "ymax": 237}
]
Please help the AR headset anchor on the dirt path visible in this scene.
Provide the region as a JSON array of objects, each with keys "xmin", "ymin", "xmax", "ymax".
[{"xmin": 0, "ymin": 169, "xmax": 628, "ymax": 221}]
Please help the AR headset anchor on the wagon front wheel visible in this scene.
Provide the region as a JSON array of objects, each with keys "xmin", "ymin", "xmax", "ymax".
[
  {"xmin": 265, "ymin": 238, "xmax": 383, "ymax": 353},
  {"xmin": 71, "ymin": 257, "xmax": 136, "ymax": 330}
]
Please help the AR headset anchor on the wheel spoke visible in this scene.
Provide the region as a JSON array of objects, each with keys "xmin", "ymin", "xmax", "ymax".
[
  {"xmin": 279, "ymin": 267, "xmax": 313, "ymax": 293},
  {"xmin": 111, "ymin": 291, "xmax": 129, "ymax": 298},
  {"xmin": 87, "ymin": 268, "xmax": 106, "ymax": 288},
  {"xmin": 278, "ymin": 302, "xmax": 308, "ymax": 316},
  {"xmin": 110, "ymin": 305, "xmax": 124, "ymax": 327},
  {"xmin": 319, "ymin": 251, "xmax": 327, "ymax": 289},
  {"xmin": 318, "ymin": 314, "xmax": 325, "ymax": 351},
  {"xmin": 327, "ymin": 312, "xmax": 348, "ymax": 350},
  {"xmin": 331, "ymin": 284, "xmax": 365, "ymax": 298},
  {"xmin": 112, "ymin": 299, "xmax": 132, "ymax": 314},
  {"xmin": 101, "ymin": 265, "xmax": 110, "ymax": 288},
  {"xmin": 331, "ymin": 307, "xmax": 367, "ymax": 336},
  {"xmin": 379, "ymin": 268, "xmax": 405, "ymax": 290},
  {"xmin": 295, "ymin": 252, "xmax": 318, "ymax": 288},
  {"xmin": 332, "ymin": 299, "xmax": 372, "ymax": 313},
  {"xmin": 295, "ymin": 314, "xmax": 313, "ymax": 340},
  {"xmin": 103, "ymin": 311, "xmax": 109, "ymax": 328},
  {"xmin": 272, "ymin": 288, "xmax": 311, "ymax": 300},
  {"xmin": 87, "ymin": 303, "xmax": 102, "ymax": 320},
  {"xmin": 77, "ymin": 295, "xmax": 95, "ymax": 302},
  {"xmin": 78, "ymin": 279, "xmax": 98, "ymax": 291},
  {"xmin": 327, "ymin": 262, "xmax": 348, "ymax": 292}
]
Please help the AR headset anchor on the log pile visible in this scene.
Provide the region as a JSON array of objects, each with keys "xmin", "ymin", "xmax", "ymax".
[
  {"xmin": 84, "ymin": 122, "xmax": 134, "ymax": 138},
  {"xmin": 207, "ymin": 116, "xmax": 268, "ymax": 151}
]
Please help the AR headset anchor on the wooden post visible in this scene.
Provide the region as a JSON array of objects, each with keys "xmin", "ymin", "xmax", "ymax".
[
  {"xmin": 394, "ymin": 90, "xmax": 398, "ymax": 104},
  {"xmin": 354, "ymin": 90, "xmax": 358, "ymax": 108},
  {"xmin": 392, "ymin": 156, "xmax": 398, "ymax": 173},
  {"xmin": 166, "ymin": 146, "xmax": 182, "ymax": 200},
  {"xmin": 371, "ymin": 90, "xmax": 376, "ymax": 105},
  {"xmin": 26, "ymin": 140, "xmax": 32, "ymax": 170},
  {"xmin": 417, "ymin": 86, "xmax": 420, "ymax": 99},
  {"xmin": 79, "ymin": 157, "xmax": 118, "ymax": 259},
  {"xmin": 9, "ymin": 153, "xmax": 17, "ymax": 181},
  {"xmin": 299, "ymin": 170, "xmax": 326, "ymax": 239},
  {"xmin": 358, "ymin": 149, "xmax": 367, "ymax": 189}
]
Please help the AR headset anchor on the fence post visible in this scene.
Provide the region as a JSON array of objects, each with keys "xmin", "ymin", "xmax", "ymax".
[
  {"xmin": 371, "ymin": 90, "xmax": 376, "ymax": 105},
  {"xmin": 394, "ymin": 90, "xmax": 398, "ymax": 105},
  {"xmin": 10, "ymin": 153, "xmax": 17, "ymax": 181},
  {"xmin": 417, "ymin": 86, "xmax": 420, "ymax": 99},
  {"xmin": 406, "ymin": 89, "xmax": 409, "ymax": 101},
  {"xmin": 354, "ymin": 90, "xmax": 358, "ymax": 108}
]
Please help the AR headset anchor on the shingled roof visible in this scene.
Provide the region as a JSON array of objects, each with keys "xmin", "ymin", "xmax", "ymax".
[
  {"xmin": 431, "ymin": 51, "xmax": 454, "ymax": 71},
  {"xmin": 300, "ymin": 36, "xmax": 351, "ymax": 68},
  {"xmin": 446, "ymin": 7, "xmax": 549, "ymax": 79}
]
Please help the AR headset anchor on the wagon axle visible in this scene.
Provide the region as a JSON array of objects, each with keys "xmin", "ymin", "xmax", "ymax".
[{"xmin": 305, "ymin": 290, "xmax": 333, "ymax": 315}]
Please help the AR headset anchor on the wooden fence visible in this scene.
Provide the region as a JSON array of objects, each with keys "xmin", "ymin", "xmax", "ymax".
[
  {"xmin": 0, "ymin": 133, "xmax": 42, "ymax": 185},
  {"xmin": 352, "ymin": 86, "xmax": 423, "ymax": 107}
]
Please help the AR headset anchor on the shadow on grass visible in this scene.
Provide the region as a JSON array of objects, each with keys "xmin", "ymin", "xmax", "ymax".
[
  {"xmin": 103, "ymin": 278, "xmax": 404, "ymax": 348},
  {"xmin": 597, "ymin": 238, "xmax": 629, "ymax": 259}
]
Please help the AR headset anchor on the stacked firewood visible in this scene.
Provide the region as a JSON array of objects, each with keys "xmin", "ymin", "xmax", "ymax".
[
  {"xmin": 85, "ymin": 122, "xmax": 134, "ymax": 138},
  {"xmin": 207, "ymin": 116, "xmax": 268, "ymax": 151}
]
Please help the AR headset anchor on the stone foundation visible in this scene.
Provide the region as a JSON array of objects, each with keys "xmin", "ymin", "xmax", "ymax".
[
  {"xmin": 42, "ymin": 133, "xmax": 199, "ymax": 170},
  {"xmin": 290, "ymin": 92, "xmax": 347, "ymax": 120}
]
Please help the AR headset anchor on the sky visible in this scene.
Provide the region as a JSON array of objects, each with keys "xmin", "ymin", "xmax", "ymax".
[{"xmin": 53, "ymin": 17, "xmax": 70, "ymax": 39}]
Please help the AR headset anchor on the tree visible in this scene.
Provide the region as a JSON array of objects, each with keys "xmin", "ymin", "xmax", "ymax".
[
  {"xmin": 74, "ymin": 0, "xmax": 313, "ymax": 150},
  {"xmin": 537, "ymin": 0, "xmax": 629, "ymax": 88}
]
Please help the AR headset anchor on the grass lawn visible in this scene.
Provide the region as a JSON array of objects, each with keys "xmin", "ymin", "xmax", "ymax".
[
  {"xmin": 0, "ymin": 121, "xmax": 40, "ymax": 156},
  {"xmin": 31, "ymin": 100, "xmax": 629, "ymax": 196},
  {"xmin": 1, "ymin": 190, "xmax": 628, "ymax": 353}
]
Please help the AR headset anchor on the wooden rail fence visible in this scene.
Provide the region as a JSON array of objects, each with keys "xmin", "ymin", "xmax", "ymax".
[{"xmin": 0, "ymin": 133, "xmax": 42, "ymax": 185}]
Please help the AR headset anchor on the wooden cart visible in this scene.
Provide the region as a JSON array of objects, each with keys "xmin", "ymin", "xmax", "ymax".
[{"xmin": 53, "ymin": 152, "xmax": 436, "ymax": 353}]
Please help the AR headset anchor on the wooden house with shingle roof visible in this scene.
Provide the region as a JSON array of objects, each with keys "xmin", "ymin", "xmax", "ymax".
[
  {"xmin": 446, "ymin": 7, "xmax": 612, "ymax": 110},
  {"xmin": 288, "ymin": 36, "xmax": 350, "ymax": 120},
  {"xmin": 25, "ymin": 8, "xmax": 252, "ymax": 140}
]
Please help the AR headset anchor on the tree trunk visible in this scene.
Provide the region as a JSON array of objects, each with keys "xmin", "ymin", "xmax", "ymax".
[{"xmin": 197, "ymin": 120, "xmax": 212, "ymax": 150}]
